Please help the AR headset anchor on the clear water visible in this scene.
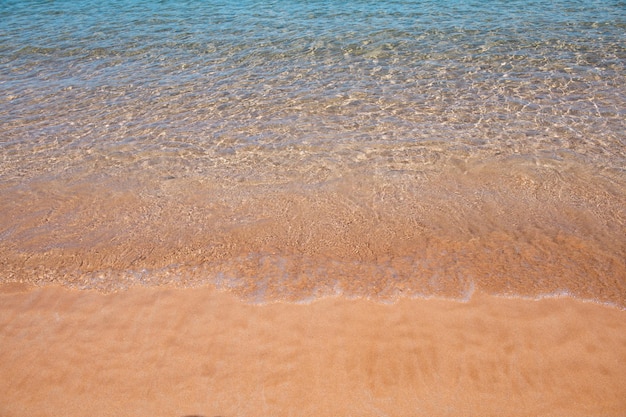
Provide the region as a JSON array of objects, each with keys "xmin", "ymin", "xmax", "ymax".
[{"xmin": 1, "ymin": 0, "xmax": 625, "ymax": 305}]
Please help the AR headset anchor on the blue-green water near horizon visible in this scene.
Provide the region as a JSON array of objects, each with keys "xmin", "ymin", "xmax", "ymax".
[{"xmin": 1, "ymin": 1, "xmax": 625, "ymax": 305}]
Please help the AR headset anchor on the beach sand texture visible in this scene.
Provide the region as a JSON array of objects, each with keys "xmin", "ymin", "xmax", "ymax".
[
  {"xmin": 1, "ymin": 285, "xmax": 625, "ymax": 417},
  {"xmin": 1, "ymin": 151, "xmax": 625, "ymax": 417},
  {"xmin": 2, "ymin": 1, "xmax": 626, "ymax": 415}
]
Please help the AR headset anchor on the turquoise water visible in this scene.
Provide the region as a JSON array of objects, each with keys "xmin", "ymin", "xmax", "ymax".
[
  {"xmin": 2, "ymin": 0, "xmax": 625, "ymax": 174},
  {"xmin": 1, "ymin": 1, "xmax": 625, "ymax": 305}
]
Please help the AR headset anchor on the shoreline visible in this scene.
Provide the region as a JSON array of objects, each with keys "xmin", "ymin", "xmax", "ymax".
[
  {"xmin": 3, "ymin": 1, "xmax": 625, "ymax": 416},
  {"xmin": 3, "ymin": 155, "xmax": 625, "ymax": 307},
  {"xmin": 2, "ymin": 285, "xmax": 625, "ymax": 417},
  {"xmin": 3, "ymin": 281, "xmax": 626, "ymax": 311}
]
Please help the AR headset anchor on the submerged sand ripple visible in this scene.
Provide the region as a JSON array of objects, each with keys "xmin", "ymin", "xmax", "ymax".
[{"xmin": 1, "ymin": 156, "xmax": 624, "ymax": 306}]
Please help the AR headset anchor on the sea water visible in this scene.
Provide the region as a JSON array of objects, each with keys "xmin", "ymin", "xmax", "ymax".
[{"xmin": 1, "ymin": 0, "xmax": 625, "ymax": 305}]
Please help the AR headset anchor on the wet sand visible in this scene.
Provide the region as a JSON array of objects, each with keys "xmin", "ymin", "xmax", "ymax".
[
  {"xmin": 2, "ymin": 156, "xmax": 625, "ymax": 305},
  {"xmin": 1, "ymin": 284, "xmax": 625, "ymax": 417}
]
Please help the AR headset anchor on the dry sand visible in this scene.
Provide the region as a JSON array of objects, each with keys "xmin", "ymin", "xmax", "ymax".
[{"xmin": 1, "ymin": 284, "xmax": 625, "ymax": 417}]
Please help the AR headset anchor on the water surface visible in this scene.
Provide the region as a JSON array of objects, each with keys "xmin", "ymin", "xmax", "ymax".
[{"xmin": 1, "ymin": 0, "xmax": 625, "ymax": 305}]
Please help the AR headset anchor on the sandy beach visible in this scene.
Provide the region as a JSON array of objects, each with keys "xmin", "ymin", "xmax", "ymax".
[
  {"xmin": 2, "ymin": 1, "xmax": 626, "ymax": 416},
  {"xmin": 1, "ymin": 284, "xmax": 624, "ymax": 417}
]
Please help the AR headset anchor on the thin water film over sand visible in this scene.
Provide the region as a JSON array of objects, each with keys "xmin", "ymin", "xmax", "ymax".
[{"xmin": 1, "ymin": 0, "xmax": 625, "ymax": 305}]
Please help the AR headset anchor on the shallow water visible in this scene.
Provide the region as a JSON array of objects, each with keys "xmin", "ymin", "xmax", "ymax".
[{"xmin": 1, "ymin": 0, "xmax": 625, "ymax": 305}]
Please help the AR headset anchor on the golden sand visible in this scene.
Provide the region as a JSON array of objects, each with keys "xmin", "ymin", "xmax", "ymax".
[
  {"xmin": 1, "ymin": 285, "xmax": 624, "ymax": 417},
  {"xmin": 1, "ymin": 156, "xmax": 625, "ymax": 416}
]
